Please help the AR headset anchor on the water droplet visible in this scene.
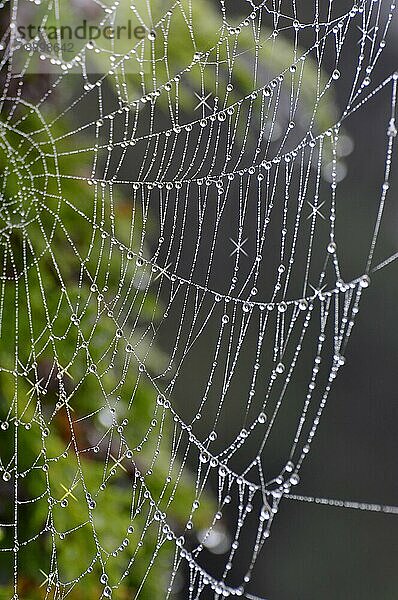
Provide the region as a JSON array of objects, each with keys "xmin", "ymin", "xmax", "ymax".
[
  {"xmin": 285, "ymin": 461, "xmax": 294, "ymax": 473},
  {"xmin": 258, "ymin": 412, "xmax": 267, "ymax": 424},
  {"xmin": 199, "ymin": 452, "xmax": 209, "ymax": 463},
  {"xmin": 360, "ymin": 275, "xmax": 370, "ymax": 288},
  {"xmin": 327, "ymin": 241, "xmax": 337, "ymax": 254},
  {"xmin": 298, "ymin": 299, "xmax": 308, "ymax": 311}
]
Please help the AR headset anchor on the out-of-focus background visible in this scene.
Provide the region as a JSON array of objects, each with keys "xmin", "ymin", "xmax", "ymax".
[{"xmin": 165, "ymin": 3, "xmax": 398, "ymax": 599}]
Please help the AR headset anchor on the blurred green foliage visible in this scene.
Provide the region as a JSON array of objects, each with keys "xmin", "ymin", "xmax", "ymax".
[{"xmin": 0, "ymin": 106, "xmax": 215, "ymax": 598}]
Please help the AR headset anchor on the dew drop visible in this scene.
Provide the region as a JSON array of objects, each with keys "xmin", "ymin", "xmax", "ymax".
[
  {"xmin": 327, "ymin": 241, "xmax": 337, "ymax": 254},
  {"xmin": 360, "ymin": 274, "xmax": 371, "ymax": 288},
  {"xmin": 258, "ymin": 412, "xmax": 267, "ymax": 424},
  {"xmin": 298, "ymin": 299, "xmax": 308, "ymax": 311}
]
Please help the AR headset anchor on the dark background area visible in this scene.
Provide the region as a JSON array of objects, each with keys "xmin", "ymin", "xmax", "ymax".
[{"xmin": 165, "ymin": 4, "xmax": 398, "ymax": 599}]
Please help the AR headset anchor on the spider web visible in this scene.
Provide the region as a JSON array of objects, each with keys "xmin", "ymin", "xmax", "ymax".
[{"xmin": 1, "ymin": 0, "xmax": 398, "ymax": 598}]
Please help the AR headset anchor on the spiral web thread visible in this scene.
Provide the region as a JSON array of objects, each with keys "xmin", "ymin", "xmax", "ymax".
[{"xmin": 1, "ymin": 0, "xmax": 398, "ymax": 598}]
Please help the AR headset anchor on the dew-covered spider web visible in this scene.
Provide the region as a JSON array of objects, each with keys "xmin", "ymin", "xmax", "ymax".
[{"xmin": 1, "ymin": 0, "xmax": 398, "ymax": 598}]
